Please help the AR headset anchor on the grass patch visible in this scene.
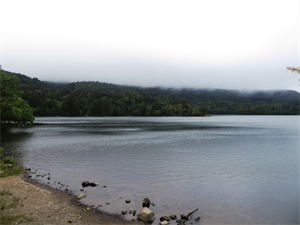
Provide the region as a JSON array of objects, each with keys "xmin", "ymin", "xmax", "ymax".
[
  {"xmin": 0, "ymin": 212, "xmax": 34, "ymax": 225},
  {"xmin": 0, "ymin": 149, "xmax": 35, "ymax": 223},
  {"xmin": 0, "ymin": 147, "xmax": 22, "ymax": 178},
  {"xmin": 0, "ymin": 190, "xmax": 12, "ymax": 196},
  {"xmin": 0, "ymin": 190, "xmax": 34, "ymax": 224}
]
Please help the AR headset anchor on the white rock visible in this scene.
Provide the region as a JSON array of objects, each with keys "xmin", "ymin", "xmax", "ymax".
[
  {"xmin": 77, "ymin": 193, "xmax": 86, "ymax": 199},
  {"xmin": 137, "ymin": 207, "xmax": 155, "ymax": 222},
  {"xmin": 160, "ymin": 221, "xmax": 170, "ymax": 225}
]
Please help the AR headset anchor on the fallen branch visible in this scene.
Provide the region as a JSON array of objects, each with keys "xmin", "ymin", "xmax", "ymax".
[{"xmin": 181, "ymin": 208, "xmax": 198, "ymax": 220}]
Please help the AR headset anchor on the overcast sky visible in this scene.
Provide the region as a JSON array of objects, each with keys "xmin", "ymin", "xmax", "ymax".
[{"xmin": 1, "ymin": 0, "xmax": 299, "ymax": 91}]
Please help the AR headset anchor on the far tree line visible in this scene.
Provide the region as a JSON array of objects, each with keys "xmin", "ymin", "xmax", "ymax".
[{"xmin": 1, "ymin": 70, "xmax": 299, "ymax": 123}]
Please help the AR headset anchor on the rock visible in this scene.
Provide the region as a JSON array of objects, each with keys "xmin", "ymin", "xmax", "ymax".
[
  {"xmin": 98, "ymin": 204, "xmax": 102, "ymax": 207},
  {"xmin": 133, "ymin": 210, "xmax": 136, "ymax": 216},
  {"xmin": 82, "ymin": 181, "xmax": 90, "ymax": 187},
  {"xmin": 129, "ymin": 209, "xmax": 133, "ymax": 214},
  {"xmin": 160, "ymin": 221, "xmax": 170, "ymax": 225},
  {"xmin": 160, "ymin": 216, "xmax": 171, "ymax": 222},
  {"xmin": 106, "ymin": 202, "xmax": 109, "ymax": 205},
  {"xmin": 77, "ymin": 193, "xmax": 86, "ymax": 200},
  {"xmin": 86, "ymin": 207, "xmax": 90, "ymax": 211},
  {"xmin": 195, "ymin": 216, "xmax": 201, "ymax": 221},
  {"xmin": 151, "ymin": 202, "xmax": 155, "ymax": 206},
  {"xmin": 121, "ymin": 209, "xmax": 128, "ymax": 215},
  {"xmin": 103, "ymin": 186, "xmax": 106, "ymax": 188},
  {"xmin": 170, "ymin": 214, "xmax": 177, "ymax": 220},
  {"xmin": 125, "ymin": 200, "xmax": 131, "ymax": 203},
  {"xmin": 80, "ymin": 189, "xmax": 84, "ymax": 191},
  {"xmin": 137, "ymin": 207, "xmax": 155, "ymax": 222},
  {"xmin": 65, "ymin": 188, "xmax": 69, "ymax": 191},
  {"xmin": 28, "ymin": 175, "xmax": 32, "ymax": 178},
  {"xmin": 90, "ymin": 182, "xmax": 98, "ymax": 187},
  {"xmin": 142, "ymin": 198, "xmax": 151, "ymax": 208},
  {"xmin": 47, "ymin": 177, "xmax": 50, "ymax": 180},
  {"xmin": 91, "ymin": 204, "xmax": 95, "ymax": 207}
]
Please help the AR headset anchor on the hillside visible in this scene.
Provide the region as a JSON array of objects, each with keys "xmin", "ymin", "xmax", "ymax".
[{"xmin": 3, "ymin": 70, "xmax": 299, "ymax": 116}]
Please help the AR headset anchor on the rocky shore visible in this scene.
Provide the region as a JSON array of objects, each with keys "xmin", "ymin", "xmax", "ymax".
[
  {"xmin": 0, "ymin": 171, "xmax": 145, "ymax": 224},
  {"xmin": 1, "ymin": 168, "xmax": 202, "ymax": 224}
]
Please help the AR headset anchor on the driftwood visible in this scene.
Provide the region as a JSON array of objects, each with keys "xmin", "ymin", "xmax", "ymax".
[{"xmin": 180, "ymin": 208, "xmax": 198, "ymax": 220}]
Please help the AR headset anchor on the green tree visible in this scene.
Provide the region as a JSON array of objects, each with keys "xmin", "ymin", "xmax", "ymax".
[{"xmin": 0, "ymin": 71, "xmax": 35, "ymax": 123}]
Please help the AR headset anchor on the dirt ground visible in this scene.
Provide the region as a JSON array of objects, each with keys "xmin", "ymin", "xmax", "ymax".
[{"xmin": 0, "ymin": 174, "xmax": 146, "ymax": 225}]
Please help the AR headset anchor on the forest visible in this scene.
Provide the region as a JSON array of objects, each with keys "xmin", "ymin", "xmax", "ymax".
[{"xmin": 2, "ymin": 70, "xmax": 299, "ymax": 120}]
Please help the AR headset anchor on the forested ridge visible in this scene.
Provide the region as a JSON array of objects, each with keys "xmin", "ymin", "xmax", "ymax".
[{"xmin": 3, "ymin": 70, "xmax": 300, "ymax": 117}]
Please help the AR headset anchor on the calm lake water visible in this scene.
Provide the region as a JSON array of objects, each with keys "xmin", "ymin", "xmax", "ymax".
[{"xmin": 1, "ymin": 116, "xmax": 299, "ymax": 224}]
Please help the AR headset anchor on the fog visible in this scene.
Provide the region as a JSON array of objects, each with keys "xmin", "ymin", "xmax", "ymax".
[{"xmin": 1, "ymin": 0, "xmax": 299, "ymax": 91}]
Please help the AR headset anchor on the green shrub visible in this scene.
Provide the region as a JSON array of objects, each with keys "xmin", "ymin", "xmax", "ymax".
[
  {"xmin": 3, "ymin": 156, "xmax": 16, "ymax": 166},
  {"xmin": 13, "ymin": 166, "xmax": 21, "ymax": 174},
  {"xmin": 0, "ymin": 147, "xmax": 4, "ymax": 157},
  {"xmin": 0, "ymin": 163, "xmax": 8, "ymax": 171},
  {"xmin": 0, "ymin": 148, "xmax": 21, "ymax": 178}
]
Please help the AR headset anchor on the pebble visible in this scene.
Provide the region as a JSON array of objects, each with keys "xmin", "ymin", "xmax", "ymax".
[
  {"xmin": 170, "ymin": 214, "xmax": 177, "ymax": 220},
  {"xmin": 77, "ymin": 193, "xmax": 86, "ymax": 200},
  {"xmin": 121, "ymin": 209, "xmax": 128, "ymax": 215}
]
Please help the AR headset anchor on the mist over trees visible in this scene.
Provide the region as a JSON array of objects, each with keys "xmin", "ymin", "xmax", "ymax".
[{"xmin": 2, "ymin": 70, "xmax": 299, "ymax": 117}]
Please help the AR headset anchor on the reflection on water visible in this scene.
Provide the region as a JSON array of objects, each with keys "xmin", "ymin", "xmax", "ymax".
[{"xmin": 1, "ymin": 116, "xmax": 299, "ymax": 224}]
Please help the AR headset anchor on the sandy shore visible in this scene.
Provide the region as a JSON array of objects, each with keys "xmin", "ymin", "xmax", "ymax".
[{"xmin": 0, "ymin": 173, "xmax": 145, "ymax": 224}]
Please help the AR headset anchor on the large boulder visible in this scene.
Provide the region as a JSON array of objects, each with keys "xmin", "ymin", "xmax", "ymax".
[{"xmin": 137, "ymin": 207, "xmax": 155, "ymax": 222}]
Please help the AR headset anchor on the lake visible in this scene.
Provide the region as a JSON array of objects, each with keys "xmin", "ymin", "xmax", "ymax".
[{"xmin": 1, "ymin": 116, "xmax": 299, "ymax": 224}]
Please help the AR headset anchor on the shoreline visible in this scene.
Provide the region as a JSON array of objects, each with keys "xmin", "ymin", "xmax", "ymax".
[{"xmin": 0, "ymin": 171, "xmax": 145, "ymax": 224}]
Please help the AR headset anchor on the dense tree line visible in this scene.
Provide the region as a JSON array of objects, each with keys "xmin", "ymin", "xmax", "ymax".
[
  {"xmin": 0, "ymin": 71, "xmax": 34, "ymax": 123},
  {"xmin": 3, "ymin": 71, "xmax": 207, "ymax": 117},
  {"xmin": 3, "ymin": 70, "xmax": 299, "ymax": 117}
]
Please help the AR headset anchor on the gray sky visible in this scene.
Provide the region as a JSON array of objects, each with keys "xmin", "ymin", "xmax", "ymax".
[{"xmin": 1, "ymin": 0, "xmax": 299, "ymax": 91}]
